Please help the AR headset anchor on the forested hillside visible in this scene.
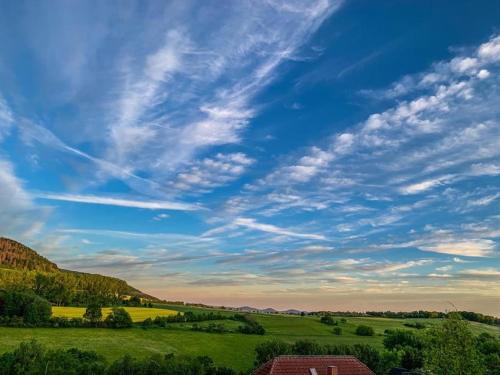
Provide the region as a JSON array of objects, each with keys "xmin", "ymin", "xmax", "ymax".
[
  {"xmin": 0, "ymin": 238, "xmax": 58, "ymax": 272},
  {"xmin": 0, "ymin": 237, "xmax": 157, "ymax": 305}
]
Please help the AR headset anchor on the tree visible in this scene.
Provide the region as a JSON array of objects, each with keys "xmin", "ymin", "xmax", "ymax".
[
  {"xmin": 476, "ymin": 333, "xmax": 500, "ymax": 374},
  {"xmin": 383, "ymin": 329, "xmax": 424, "ymax": 370},
  {"xmin": 332, "ymin": 327, "xmax": 342, "ymax": 335},
  {"xmin": 24, "ymin": 296, "xmax": 52, "ymax": 324},
  {"xmin": 320, "ymin": 315, "xmax": 337, "ymax": 325},
  {"xmin": 0, "ymin": 290, "xmax": 51, "ymax": 324},
  {"xmin": 355, "ymin": 325, "xmax": 375, "ymax": 336},
  {"xmin": 423, "ymin": 316, "xmax": 486, "ymax": 375},
  {"xmin": 104, "ymin": 307, "xmax": 133, "ymax": 328},
  {"xmin": 83, "ymin": 302, "xmax": 102, "ymax": 326},
  {"xmin": 254, "ymin": 340, "xmax": 292, "ymax": 366},
  {"xmin": 293, "ymin": 340, "xmax": 326, "ymax": 355},
  {"xmin": 383, "ymin": 329, "xmax": 423, "ymax": 350}
]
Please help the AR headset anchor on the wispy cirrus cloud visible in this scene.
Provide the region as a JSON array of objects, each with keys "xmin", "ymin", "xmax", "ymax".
[
  {"xmin": 233, "ymin": 217, "xmax": 326, "ymax": 240},
  {"xmin": 36, "ymin": 193, "xmax": 201, "ymax": 211},
  {"xmin": 99, "ymin": 0, "xmax": 342, "ymax": 195}
]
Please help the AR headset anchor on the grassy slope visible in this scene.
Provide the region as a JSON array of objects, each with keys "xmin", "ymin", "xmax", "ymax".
[
  {"xmin": 52, "ymin": 306, "xmax": 178, "ymax": 322},
  {"xmin": 0, "ymin": 304, "xmax": 498, "ymax": 371}
]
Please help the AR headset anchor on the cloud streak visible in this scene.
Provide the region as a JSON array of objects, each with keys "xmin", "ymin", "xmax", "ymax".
[{"xmin": 36, "ymin": 193, "xmax": 202, "ymax": 211}]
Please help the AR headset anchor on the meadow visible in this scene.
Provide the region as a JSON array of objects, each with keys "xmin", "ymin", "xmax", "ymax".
[
  {"xmin": 0, "ymin": 304, "xmax": 498, "ymax": 371},
  {"xmin": 52, "ymin": 306, "xmax": 178, "ymax": 322}
]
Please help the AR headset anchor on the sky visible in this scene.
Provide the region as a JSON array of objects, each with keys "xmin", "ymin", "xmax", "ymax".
[{"xmin": 0, "ymin": 0, "xmax": 499, "ymax": 315}]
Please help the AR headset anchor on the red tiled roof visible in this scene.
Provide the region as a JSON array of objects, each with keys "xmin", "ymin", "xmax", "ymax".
[{"xmin": 251, "ymin": 355, "xmax": 375, "ymax": 375}]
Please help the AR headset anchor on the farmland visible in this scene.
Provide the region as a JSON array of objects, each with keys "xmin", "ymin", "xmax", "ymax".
[
  {"xmin": 0, "ymin": 304, "xmax": 498, "ymax": 372},
  {"xmin": 52, "ymin": 306, "xmax": 178, "ymax": 322}
]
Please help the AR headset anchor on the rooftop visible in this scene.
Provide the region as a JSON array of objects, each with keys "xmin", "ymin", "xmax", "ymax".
[{"xmin": 251, "ymin": 355, "xmax": 375, "ymax": 375}]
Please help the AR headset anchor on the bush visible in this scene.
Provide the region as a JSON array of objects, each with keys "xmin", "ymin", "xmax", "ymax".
[
  {"xmin": 0, "ymin": 290, "xmax": 51, "ymax": 325},
  {"xmin": 255, "ymin": 340, "xmax": 293, "ymax": 365},
  {"xmin": 293, "ymin": 340, "xmax": 326, "ymax": 355},
  {"xmin": 141, "ymin": 317, "xmax": 154, "ymax": 328},
  {"xmin": 0, "ymin": 341, "xmax": 235, "ymax": 374},
  {"xmin": 235, "ymin": 315, "xmax": 266, "ymax": 335},
  {"xmin": 83, "ymin": 303, "xmax": 102, "ymax": 325},
  {"xmin": 355, "ymin": 325, "xmax": 375, "ymax": 336},
  {"xmin": 192, "ymin": 322, "xmax": 228, "ymax": 333},
  {"xmin": 403, "ymin": 321, "xmax": 426, "ymax": 329},
  {"xmin": 153, "ymin": 316, "xmax": 169, "ymax": 327},
  {"xmin": 332, "ymin": 327, "xmax": 342, "ymax": 335},
  {"xmin": 24, "ymin": 297, "xmax": 52, "ymax": 324},
  {"xmin": 383, "ymin": 329, "xmax": 423, "ymax": 350},
  {"xmin": 0, "ymin": 340, "xmax": 106, "ymax": 374},
  {"xmin": 104, "ymin": 307, "xmax": 133, "ymax": 328},
  {"xmin": 50, "ymin": 316, "xmax": 87, "ymax": 328},
  {"xmin": 320, "ymin": 315, "xmax": 338, "ymax": 325}
]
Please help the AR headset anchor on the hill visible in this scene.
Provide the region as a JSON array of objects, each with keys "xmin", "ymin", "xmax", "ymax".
[
  {"xmin": 0, "ymin": 237, "xmax": 157, "ymax": 302},
  {"xmin": 0, "ymin": 237, "xmax": 58, "ymax": 272}
]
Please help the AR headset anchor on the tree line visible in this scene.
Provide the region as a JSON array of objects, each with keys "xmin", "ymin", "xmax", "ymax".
[
  {"xmin": 0, "ymin": 269, "xmax": 143, "ymax": 306},
  {"xmin": 0, "ymin": 341, "xmax": 239, "ymax": 375},
  {"xmin": 313, "ymin": 310, "xmax": 499, "ymax": 326}
]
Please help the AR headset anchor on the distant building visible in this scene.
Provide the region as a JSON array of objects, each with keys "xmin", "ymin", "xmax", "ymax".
[{"xmin": 251, "ymin": 355, "xmax": 375, "ymax": 375}]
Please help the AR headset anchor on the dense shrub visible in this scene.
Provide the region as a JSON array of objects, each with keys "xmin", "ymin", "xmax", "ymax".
[
  {"xmin": 0, "ymin": 290, "xmax": 52, "ymax": 324},
  {"xmin": 107, "ymin": 353, "xmax": 236, "ymax": 375},
  {"xmin": 104, "ymin": 307, "xmax": 133, "ymax": 328},
  {"xmin": 403, "ymin": 321, "xmax": 426, "ymax": 329},
  {"xmin": 236, "ymin": 316, "xmax": 265, "ymax": 335},
  {"xmin": 254, "ymin": 340, "xmax": 292, "ymax": 365},
  {"xmin": 383, "ymin": 329, "xmax": 424, "ymax": 350},
  {"xmin": 332, "ymin": 327, "xmax": 342, "ymax": 335},
  {"xmin": 320, "ymin": 315, "xmax": 338, "ymax": 325},
  {"xmin": 355, "ymin": 325, "xmax": 375, "ymax": 336},
  {"xmin": 83, "ymin": 303, "xmax": 103, "ymax": 325},
  {"xmin": 0, "ymin": 341, "xmax": 237, "ymax": 375},
  {"xmin": 0, "ymin": 340, "xmax": 107, "ymax": 375},
  {"xmin": 24, "ymin": 297, "xmax": 52, "ymax": 324},
  {"xmin": 192, "ymin": 322, "xmax": 228, "ymax": 333}
]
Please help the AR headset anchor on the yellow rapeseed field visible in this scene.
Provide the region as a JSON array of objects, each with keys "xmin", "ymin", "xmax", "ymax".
[{"xmin": 52, "ymin": 306, "xmax": 179, "ymax": 322}]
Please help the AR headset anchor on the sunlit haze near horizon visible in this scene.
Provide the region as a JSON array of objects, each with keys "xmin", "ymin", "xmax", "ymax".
[{"xmin": 0, "ymin": 0, "xmax": 499, "ymax": 315}]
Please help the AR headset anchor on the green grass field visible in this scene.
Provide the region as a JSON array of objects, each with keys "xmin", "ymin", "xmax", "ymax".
[
  {"xmin": 0, "ymin": 304, "xmax": 498, "ymax": 372},
  {"xmin": 52, "ymin": 306, "xmax": 179, "ymax": 322}
]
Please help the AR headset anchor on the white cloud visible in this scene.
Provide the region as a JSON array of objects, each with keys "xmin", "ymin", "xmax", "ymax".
[
  {"xmin": 0, "ymin": 159, "xmax": 48, "ymax": 237},
  {"xmin": 0, "ymin": 95, "xmax": 13, "ymax": 141},
  {"xmin": 233, "ymin": 217, "xmax": 326, "ymax": 240},
  {"xmin": 36, "ymin": 193, "xmax": 201, "ymax": 211},
  {"xmin": 420, "ymin": 240, "xmax": 494, "ymax": 257},
  {"xmin": 459, "ymin": 268, "xmax": 500, "ymax": 277},
  {"xmin": 237, "ymin": 34, "xmax": 500, "ymax": 232},
  {"xmin": 477, "ymin": 35, "xmax": 500, "ymax": 61},
  {"xmin": 99, "ymin": 1, "xmax": 342, "ymax": 194},
  {"xmin": 375, "ymin": 259, "xmax": 432, "ymax": 273},
  {"xmin": 477, "ymin": 69, "xmax": 490, "ymax": 79},
  {"xmin": 153, "ymin": 213, "xmax": 170, "ymax": 221},
  {"xmin": 171, "ymin": 153, "xmax": 254, "ymax": 193},
  {"xmin": 399, "ymin": 175, "xmax": 455, "ymax": 195},
  {"xmin": 467, "ymin": 193, "xmax": 500, "ymax": 207},
  {"xmin": 469, "ymin": 163, "xmax": 500, "ymax": 176}
]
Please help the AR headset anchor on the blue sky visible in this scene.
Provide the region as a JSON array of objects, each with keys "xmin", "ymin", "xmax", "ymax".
[{"xmin": 0, "ymin": 0, "xmax": 499, "ymax": 314}]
